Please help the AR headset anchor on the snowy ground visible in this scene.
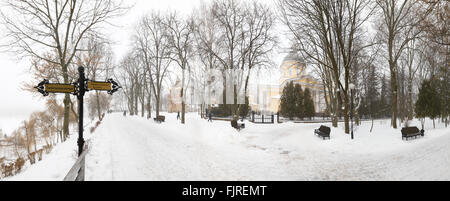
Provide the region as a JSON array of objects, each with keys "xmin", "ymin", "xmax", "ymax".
[
  {"xmin": 4, "ymin": 135, "xmax": 79, "ymax": 181},
  {"xmin": 5, "ymin": 112, "xmax": 450, "ymax": 181}
]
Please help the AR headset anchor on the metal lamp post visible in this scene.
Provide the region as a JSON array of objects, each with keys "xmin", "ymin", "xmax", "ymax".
[{"xmin": 349, "ymin": 83, "xmax": 355, "ymax": 140}]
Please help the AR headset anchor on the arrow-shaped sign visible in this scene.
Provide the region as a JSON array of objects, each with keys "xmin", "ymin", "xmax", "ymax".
[
  {"xmin": 45, "ymin": 83, "xmax": 75, "ymax": 94},
  {"xmin": 107, "ymin": 78, "xmax": 121, "ymax": 95},
  {"xmin": 87, "ymin": 81, "xmax": 112, "ymax": 91},
  {"xmin": 34, "ymin": 79, "xmax": 76, "ymax": 96},
  {"xmin": 87, "ymin": 79, "xmax": 121, "ymax": 95}
]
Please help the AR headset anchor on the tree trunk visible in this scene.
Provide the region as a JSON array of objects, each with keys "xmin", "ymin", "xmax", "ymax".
[
  {"xmin": 407, "ymin": 74, "xmax": 414, "ymax": 121},
  {"xmin": 155, "ymin": 94, "xmax": 160, "ymax": 117},
  {"xmin": 141, "ymin": 99, "xmax": 145, "ymax": 118},
  {"xmin": 135, "ymin": 87, "xmax": 138, "ymax": 116},
  {"xmin": 24, "ymin": 123, "xmax": 30, "ymax": 154},
  {"xmin": 129, "ymin": 87, "xmax": 134, "ymax": 115},
  {"xmin": 182, "ymin": 101, "xmax": 186, "ymax": 123},
  {"xmin": 201, "ymin": 103, "xmax": 204, "ymax": 118},
  {"xmin": 147, "ymin": 93, "xmax": 152, "ymax": 119},
  {"xmin": 389, "ymin": 32, "xmax": 398, "ymax": 129},
  {"xmin": 342, "ymin": 91, "xmax": 350, "ymax": 134},
  {"xmin": 63, "ymin": 94, "xmax": 70, "ymax": 142},
  {"xmin": 33, "ymin": 133, "xmax": 37, "ymax": 153},
  {"xmin": 62, "ymin": 64, "xmax": 70, "ymax": 142},
  {"xmin": 355, "ymin": 113, "xmax": 360, "ymax": 126},
  {"xmin": 141, "ymin": 84, "xmax": 145, "ymax": 118},
  {"xmin": 181, "ymin": 69, "xmax": 186, "ymax": 124},
  {"xmin": 141, "ymin": 96, "xmax": 145, "ymax": 118},
  {"xmin": 344, "ymin": 105, "xmax": 350, "ymax": 134},
  {"xmin": 332, "ymin": 116, "xmax": 338, "ymax": 128},
  {"xmin": 331, "ymin": 91, "xmax": 338, "ymax": 128},
  {"xmin": 96, "ymin": 91, "xmax": 101, "ymax": 120},
  {"xmin": 421, "ymin": 119, "xmax": 425, "ymax": 130},
  {"xmin": 232, "ymin": 84, "xmax": 239, "ymax": 121},
  {"xmin": 370, "ymin": 117, "xmax": 374, "ymax": 133}
]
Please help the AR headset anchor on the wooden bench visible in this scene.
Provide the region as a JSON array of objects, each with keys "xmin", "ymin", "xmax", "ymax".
[
  {"xmin": 154, "ymin": 115, "xmax": 165, "ymax": 123},
  {"xmin": 401, "ymin": 127, "xmax": 424, "ymax": 141},
  {"xmin": 314, "ymin": 125, "xmax": 331, "ymax": 140},
  {"xmin": 231, "ymin": 120, "xmax": 245, "ymax": 131}
]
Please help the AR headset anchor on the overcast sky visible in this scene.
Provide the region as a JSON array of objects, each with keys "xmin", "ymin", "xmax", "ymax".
[{"xmin": 0, "ymin": 0, "xmax": 288, "ymax": 134}]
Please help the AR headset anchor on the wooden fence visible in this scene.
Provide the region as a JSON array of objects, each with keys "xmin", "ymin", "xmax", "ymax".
[{"xmin": 63, "ymin": 144, "xmax": 88, "ymax": 181}]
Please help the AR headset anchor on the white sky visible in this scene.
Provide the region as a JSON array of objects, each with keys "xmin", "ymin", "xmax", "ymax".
[{"xmin": 0, "ymin": 0, "xmax": 288, "ymax": 135}]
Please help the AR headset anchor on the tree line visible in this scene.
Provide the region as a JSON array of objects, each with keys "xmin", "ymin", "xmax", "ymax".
[
  {"xmin": 278, "ymin": 0, "xmax": 448, "ymax": 132},
  {"xmin": 116, "ymin": 0, "xmax": 277, "ymax": 122},
  {"xmin": 0, "ymin": 0, "xmax": 447, "ymax": 141}
]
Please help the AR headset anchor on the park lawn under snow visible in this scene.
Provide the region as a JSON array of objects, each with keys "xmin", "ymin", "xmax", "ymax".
[
  {"xmin": 6, "ymin": 112, "xmax": 450, "ymax": 181},
  {"xmin": 86, "ymin": 113, "xmax": 450, "ymax": 181}
]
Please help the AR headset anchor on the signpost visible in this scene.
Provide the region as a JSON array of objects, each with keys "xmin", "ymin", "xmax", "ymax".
[{"xmin": 35, "ymin": 66, "xmax": 121, "ymax": 156}]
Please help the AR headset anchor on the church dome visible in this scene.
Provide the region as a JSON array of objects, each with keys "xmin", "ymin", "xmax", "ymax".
[{"xmin": 282, "ymin": 51, "xmax": 303, "ymax": 64}]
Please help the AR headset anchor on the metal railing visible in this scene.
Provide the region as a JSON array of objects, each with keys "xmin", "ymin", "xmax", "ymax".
[{"xmin": 250, "ymin": 114, "xmax": 275, "ymax": 124}]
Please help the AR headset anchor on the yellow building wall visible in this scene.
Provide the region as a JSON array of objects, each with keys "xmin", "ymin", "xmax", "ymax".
[{"xmin": 248, "ymin": 58, "xmax": 328, "ymax": 114}]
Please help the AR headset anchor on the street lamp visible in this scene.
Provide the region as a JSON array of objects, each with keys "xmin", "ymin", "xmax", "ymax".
[{"xmin": 349, "ymin": 83, "xmax": 355, "ymax": 140}]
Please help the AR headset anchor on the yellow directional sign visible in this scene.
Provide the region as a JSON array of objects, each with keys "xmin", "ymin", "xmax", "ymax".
[
  {"xmin": 45, "ymin": 84, "xmax": 75, "ymax": 93},
  {"xmin": 88, "ymin": 81, "xmax": 112, "ymax": 91}
]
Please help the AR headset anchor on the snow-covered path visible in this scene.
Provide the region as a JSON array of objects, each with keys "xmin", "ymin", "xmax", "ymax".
[
  {"xmin": 86, "ymin": 114, "xmax": 288, "ymax": 180},
  {"xmin": 85, "ymin": 113, "xmax": 450, "ymax": 181}
]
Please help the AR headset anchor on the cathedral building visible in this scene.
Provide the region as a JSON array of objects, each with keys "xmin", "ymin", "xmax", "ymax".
[
  {"xmin": 249, "ymin": 51, "xmax": 327, "ymax": 114},
  {"xmin": 166, "ymin": 51, "xmax": 327, "ymax": 115}
]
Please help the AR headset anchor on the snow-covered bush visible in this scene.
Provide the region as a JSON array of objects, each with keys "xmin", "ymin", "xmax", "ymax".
[
  {"xmin": 43, "ymin": 144, "xmax": 53, "ymax": 154},
  {"xmin": 28, "ymin": 152, "xmax": 36, "ymax": 165},
  {"xmin": 14, "ymin": 157, "xmax": 25, "ymax": 173},
  {"xmin": 1, "ymin": 161, "xmax": 14, "ymax": 178},
  {"xmin": 37, "ymin": 149, "xmax": 43, "ymax": 161}
]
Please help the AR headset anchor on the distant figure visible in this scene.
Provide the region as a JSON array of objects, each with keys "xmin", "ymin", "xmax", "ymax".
[
  {"xmin": 123, "ymin": 111, "xmax": 127, "ymax": 116},
  {"xmin": 208, "ymin": 112, "xmax": 213, "ymax": 122},
  {"xmin": 177, "ymin": 111, "xmax": 180, "ymax": 120}
]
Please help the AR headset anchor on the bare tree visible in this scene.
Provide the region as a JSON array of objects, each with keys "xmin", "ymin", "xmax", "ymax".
[
  {"xmin": 166, "ymin": 12, "xmax": 196, "ymax": 124},
  {"xmin": 76, "ymin": 36, "xmax": 115, "ymax": 120},
  {"xmin": 134, "ymin": 12, "xmax": 172, "ymax": 118},
  {"xmin": 194, "ymin": 2, "xmax": 222, "ymax": 116},
  {"xmin": 117, "ymin": 51, "xmax": 144, "ymax": 116},
  {"xmin": 375, "ymin": 0, "xmax": 434, "ymax": 128},
  {"xmin": 240, "ymin": 1, "xmax": 278, "ymax": 117},
  {"xmin": 45, "ymin": 98, "xmax": 65, "ymax": 143},
  {"xmin": 278, "ymin": 0, "xmax": 375, "ymax": 133},
  {"xmin": 1, "ymin": 0, "xmax": 126, "ymax": 141},
  {"xmin": 197, "ymin": 0, "xmax": 277, "ymax": 121},
  {"xmin": 87, "ymin": 92, "xmax": 112, "ymax": 120},
  {"xmin": 210, "ymin": 0, "xmax": 247, "ymax": 121}
]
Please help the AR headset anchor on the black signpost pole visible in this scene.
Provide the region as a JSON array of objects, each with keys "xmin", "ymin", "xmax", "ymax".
[{"xmin": 77, "ymin": 66, "xmax": 86, "ymax": 156}]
